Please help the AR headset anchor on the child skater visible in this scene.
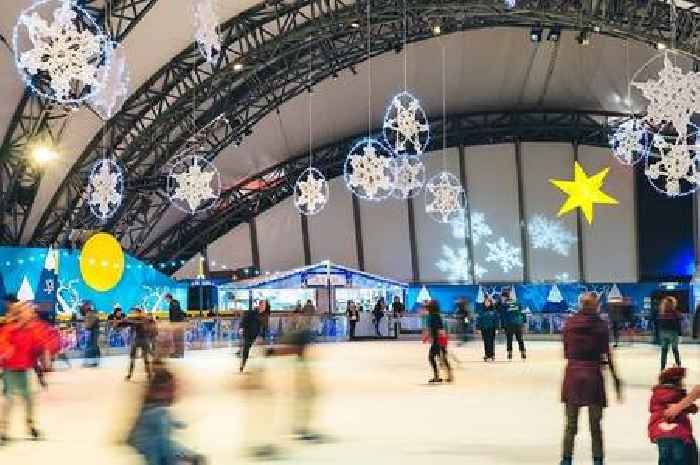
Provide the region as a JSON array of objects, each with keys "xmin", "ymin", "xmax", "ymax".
[
  {"xmin": 126, "ymin": 362, "xmax": 205, "ymax": 465},
  {"xmin": 648, "ymin": 366, "xmax": 698, "ymax": 465}
]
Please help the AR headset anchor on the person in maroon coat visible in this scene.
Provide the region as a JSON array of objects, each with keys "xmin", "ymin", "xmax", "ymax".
[{"xmin": 559, "ymin": 293, "xmax": 622, "ymax": 465}]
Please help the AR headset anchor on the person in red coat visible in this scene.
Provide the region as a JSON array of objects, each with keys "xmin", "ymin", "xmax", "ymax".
[
  {"xmin": 559, "ymin": 292, "xmax": 622, "ymax": 465},
  {"xmin": 649, "ymin": 367, "xmax": 698, "ymax": 465},
  {"xmin": 0, "ymin": 301, "xmax": 50, "ymax": 444}
]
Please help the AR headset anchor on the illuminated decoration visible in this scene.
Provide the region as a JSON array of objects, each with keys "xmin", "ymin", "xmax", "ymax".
[
  {"xmin": 13, "ymin": 0, "xmax": 110, "ymax": 104},
  {"xmin": 140, "ymin": 285, "xmax": 170, "ymax": 313},
  {"xmin": 87, "ymin": 158, "xmax": 124, "ymax": 220},
  {"xmin": 504, "ymin": 0, "xmax": 516, "ymax": 8},
  {"xmin": 425, "ymin": 172, "xmax": 465, "ymax": 223},
  {"xmin": 166, "ymin": 153, "xmax": 221, "ymax": 214},
  {"xmin": 294, "ymin": 167, "xmax": 329, "ymax": 215},
  {"xmin": 547, "ymin": 284, "xmax": 564, "ymax": 303},
  {"xmin": 56, "ymin": 279, "xmax": 80, "ymax": 314},
  {"xmin": 79, "ymin": 232, "xmax": 125, "ymax": 292},
  {"xmin": 193, "ymin": 0, "xmax": 221, "ymax": 64},
  {"xmin": 527, "ymin": 214, "xmax": 577, "ymax": 256},
  {"xmin": 90, "ymin": 43, "xmax": 129, "ymax": 120},
  {"xmin": 607, "ymin": 283, "xmax": 623, "ymax": 301},
  {"xmin": 383, "ymin": 91, "xmax": 430, "ymax": 155},
  {"xmin": 391, "ymin": 155, "xmax": 425, "ymax": 199},
  {"xmin": 17, "ymin": 275, "xmax": 35, "ymax": 302},
  {"xmin": 555, "ymin": 272, "xmax": 574, "ymax": 282},
  {"xmin": 631, "ymin": 51, "xmax": 700, "ymax": 135},
  {"xmin": 485, "ymin": 237, "xmax": 523, "ymax": 273},
  {"xmin": 645, "ymin": 128, "xmax": 700, "ymax": 197},
  {"xmin": 344, "ymin": 138, "xmax": 395, "ymax": 201},
  {"xmin": 609, "ymin": 118, "xmax": 652, "ymax": 165},
  {"xmin": 476, "ymin": 285, "xmax": 485, "ymax": 303},
  {"xmin": 417, "ymin": 285, "xmax": 432, "ymax": 302},
  {"xmin": 550, "ymin": 162, "xmax": 619, "ymax": 224}
]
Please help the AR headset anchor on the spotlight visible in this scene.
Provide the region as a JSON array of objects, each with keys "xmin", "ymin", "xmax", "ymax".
[
  {"xmin": 432, "ymin": 24, "xmax": 441, "ymax": 35},
  {"xmin": 529, "ymin": 25, "xmax": 543, "ymax": 43},
  {"xmin": 233, "ymin": 62, "xmax": 244, "ymax": 71},
  {"xmin": 350, "ymin": 21, "xmax": 360, "ymax": 29},
  {"xmin": 31, "ymin": 144, "xmax": 58, "ymax": 165},
  {"xmin": 656, "ymin": 42, "xmax": 667, "ymax": 50},
  {"xmin": 576, "ymin": 29, "xmax": 591, "ymax": 45},
  {"xmin": 547, "ymin": 26, "xmax": 561, "ymax": 42}
]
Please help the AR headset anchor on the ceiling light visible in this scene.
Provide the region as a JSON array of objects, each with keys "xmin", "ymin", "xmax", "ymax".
[
  {"xmin": 529, "ymin": 25, "xmax": 543, "ymax": 43},
  {"xmin": 31, "ymin": 144, "xmax": 58, "ymax": 165},
  {"xmin": 432, "ymin": 24, "xmax": 441, "ymax": 35},
  {"xmin": 350, "ymin": 21, "xmax": 360, "ymax": 29},
  {"xmin": 547, "ymin": 26, "xmax": 561, "ymax": 42},
  {"xmin": 233, "ymin": 62, "xmax": 244, "ymax": 71}
]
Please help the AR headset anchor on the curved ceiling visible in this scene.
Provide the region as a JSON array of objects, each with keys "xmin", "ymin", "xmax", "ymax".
[{"xmin": 0, "ymin": 0, "xmax": 698, "ymax": 265}]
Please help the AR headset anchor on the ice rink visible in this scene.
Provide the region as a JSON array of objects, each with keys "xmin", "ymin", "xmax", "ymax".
[{"xmin": 1, "ymin": 340, "xmax": 698, "ymax": 465}]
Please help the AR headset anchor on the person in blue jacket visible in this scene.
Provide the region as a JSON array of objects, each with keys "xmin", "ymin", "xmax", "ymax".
[
  {"xmin": 497, "ymin": 288, "xmax": 526, "ymax": 360},
  {"xmin": 477, "ymin": 296, "xmax": 499, "ymax": 362}
]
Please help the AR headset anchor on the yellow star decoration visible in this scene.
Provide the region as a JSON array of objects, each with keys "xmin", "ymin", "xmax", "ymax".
[{"xmin": 550, "ymin": 162, "xmax": 619, "ymax": 224}]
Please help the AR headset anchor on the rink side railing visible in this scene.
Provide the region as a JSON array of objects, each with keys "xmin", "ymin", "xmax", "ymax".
[{"xmin": 58, "ymin": 313, "xmax": 698, "ymax": 354}]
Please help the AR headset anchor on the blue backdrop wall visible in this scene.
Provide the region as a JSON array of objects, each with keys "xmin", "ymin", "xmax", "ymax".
[{"xmin": 0, "ymin": 246, "xmax": 187, "ymax": 316}]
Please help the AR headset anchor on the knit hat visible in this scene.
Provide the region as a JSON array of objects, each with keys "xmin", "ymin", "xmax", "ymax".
[{"xmin": 659, "ymin": 366, "xmax": 686, "ymax": 385}]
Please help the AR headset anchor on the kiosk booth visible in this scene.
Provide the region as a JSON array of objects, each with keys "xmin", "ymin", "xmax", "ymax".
[{"xmin": 217, "ymin": 261, "xmax": 407, "ymax": 338}]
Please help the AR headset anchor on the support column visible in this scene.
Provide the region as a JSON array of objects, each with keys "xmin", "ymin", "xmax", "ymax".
[
  {"xmin": 572, "ymin": 142, "xmax": 586, "ymax": 281},
  {"xmin": 458, "ymin": 144, "xmax": 477, "ymax": 283},
  {"xmin": 300, "ymin": 214, "xmax": 311, "ymax": 265},
  {"xmin": 514, "ymin": 139, "xmax": 530, "ymax": 282},
  {"xmin": 249, "ymin": 218, "xmax": 260, "ymax": 272},
  {"xmin": 352, "ymin": 195, "xmax": 365, "ymax": 271},
  {"xmin": 406, "ymin": 198, "xmax": 420, "ymax": 282}
]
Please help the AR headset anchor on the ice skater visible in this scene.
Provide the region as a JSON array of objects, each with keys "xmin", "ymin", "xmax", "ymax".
[
  {"xmin": 559, "ymin": 293, "xmax": 623, "ymax": 465},
  {"xmin": 648, "ymin": 367, "xmax": 697, "ymax": 465},
  {"xmin": 423, "ymin": 300, "xmax": 452, "ymax": 383},
  {"xmin": 657, "ymin": 296, "xmax": 683, "ymax": 370},
  {"xmin": 497, "ymin": 288, "xmax": 526, "ymax": 360},
  {"xmin": 239, "ymin": 303, "xmax": 261, "ymax": 373},
  {"xmin": 372, "ymin": 298, "xmax": 385, "ymax": 337},
  {"xmin": 120, "ymin": 307, "xmax": 155, "ymax": 381},
  {"xmin": 477, "ymin": 296, "xmax": 498, "ymax": 362}
]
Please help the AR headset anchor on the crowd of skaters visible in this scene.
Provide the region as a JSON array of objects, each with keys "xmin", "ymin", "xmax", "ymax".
[{"xmin": 0, "ymin": 290, "xmax": 699, "ymax": 464}]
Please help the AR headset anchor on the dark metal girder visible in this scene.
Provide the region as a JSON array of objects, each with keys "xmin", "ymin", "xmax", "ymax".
[
  {"xmin": 143, "ymin": 109, "xmax": 624, "ymax": 273},
  {"xmin": 0, "ymin": 0, "xmax": 160, "ymax": 244},
  {"xmin": 26, "ymin": 0, "xmax": 700, "ymax": 250}
]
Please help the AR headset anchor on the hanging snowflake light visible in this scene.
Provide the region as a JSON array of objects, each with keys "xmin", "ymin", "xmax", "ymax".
[
  {"xmin": 87, "ymin": 158, "xmax": 124, "ymax": 220},
  {"xmin": 391, "ymin": 154, "xmax": 425, "ymax": 199},
  {"xmin": 609, "ymin": 118, "xmax": 652, "ymax": 165},
  {"xmin": 344, "ymin": 138, "xmax": 396, "ymax": 201},
  {"xmin": 13, "ymin": 0, "xmax": 110, "ymax": 104},
  {"xmin": 90, "ymin": 43, "xmax": 129, "ymax": 120},
  {"xmin": 166, "ymin": 153, "xmax": 221, "ymax": 214},
  {"xmin": 485, "ymin": 237, "xmax": 523, "ymax": 273},
  {"xmin": 527, "ymin": 214, "xmax": 577, "ymax": 257},
  {"xmin": 383, "ymin": 91, "xmax": 430, "ymax": 155},
  {"xmin": 644, "ymin": 126, "xmax": 700, "ymax": 197},
  {"xmin": 193, "ymin": 0, "xmax": 221, "ymax": 64},
  {"xmin": 425, "ymin": 171, "xmax": 465, "ymax": 223},
  {"xmin": 294, "ymin": 167, "xmax": 329, "ymax": 215},
  {"xmin": 631, "ymin": 51, "xmax": 700, "ymax": 136}
]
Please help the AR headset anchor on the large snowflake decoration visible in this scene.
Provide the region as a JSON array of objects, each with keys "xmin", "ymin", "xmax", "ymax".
[
  {"xmin": 294, "ymin": 167, "xmax": 329, "ymax": 215},
  {"xmin": 383, "ymin": 92, "xmax": 430, "ymax": 155},
  {"xmin": 528, "ymin": 214, "xmax": 577, "ymax": 256},
  {"xmin": 450, "ymin": 211, "xmax": 492, "ymax": 245},
  {"xmin": 13, "ymin": 0, "xmax": 109, "ymax": 104},
  {"xmin": 167, "ymin": 154, "xmax": 221, "ymax": 214},
  {"xmin": 425, "ymin": 172, "xmax": 465, "ymax": 223},
  {"xmin": 193, "ymin": 0, "xmax": 221, "ymax": 64},
  {"xmin": 90, "ymin": 43, "xmax": 129, "ymax": 120},
  {"xmin": 344, "ymin": 138, "xmax": 395, "ymax": 201},
  {"xmin": 392, "ymin": 154, "xmax": 425, "ymax": 199},
  {"xmin": 609, "ymin": 118, "xmax": 652, "ymax": 165},
  {"xmin": 632, "ymin": 52, "xmax": 700, "ymax": 135},
  {"xmin": 87, "ymin": 158, "xmax": 123, "ymax": 220},
  {"xmin": 436, "ymin": 246, "xmax": 472, "ymax": 283},
  {"xmin": 485, "ymin": 237, "xmax": 523, "ymax": 273},
  {"xmin": 645, "ymin": 127, "xmax": 700, "ymax": 197}
]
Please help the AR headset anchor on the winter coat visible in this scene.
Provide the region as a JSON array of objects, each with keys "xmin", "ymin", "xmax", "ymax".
[
  {"xmin": 127, "ymin": 404, "xmax": 186, "ymax": 465},
  {"xmin": 168, "ymin": 299, "xmax": 185, "ymax": 323},
  {"xmin": 499, "ymin": 301, "xmax": 525, "ymax": 328},
  {"xmin": 692, "ymin": 308, "xmax": 699, "ymax": 339},
  {"xmin": 657, "ymin": 310, "xmax": 683, "ymax": 334},
  {"xmin": 240, "ymin": 310, "xmax": 261, "ymax": 341},
  {"xmin": 648, "ymin": 384, "xmax": 697, "ymax": 445},
  {"xmin": 477, "ymin": 309, "xmax": 499, "ymax": 330},
  {"xmin": 0, "ymin": 321, "xmax": 48, "ymax": 370},
  {"xmin": 561, "ymin": 313, "xmax": 610, "ymax": 407}
]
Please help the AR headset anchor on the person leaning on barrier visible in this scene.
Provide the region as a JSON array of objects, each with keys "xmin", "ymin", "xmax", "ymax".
[{"xmin": 165, "ymin": 294, "xmax": 186, "ymax": 358}]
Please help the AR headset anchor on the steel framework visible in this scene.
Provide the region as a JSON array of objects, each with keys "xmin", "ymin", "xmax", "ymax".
[
  {"xmin": 0, "ymin": 0, "xmax": 160, "ymax": 244},
  {"xmin": 22, "ymin": 0, "xmax": 700, "ymax": 251},
  {"xmin": 141, "ymin": 110, "xmax": 623, "ymax": 273}
]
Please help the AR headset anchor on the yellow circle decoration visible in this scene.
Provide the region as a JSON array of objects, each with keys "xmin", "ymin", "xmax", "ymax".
[{"xmin": 79, "ymin": 233, "xmax": 125, "ymax": 292}]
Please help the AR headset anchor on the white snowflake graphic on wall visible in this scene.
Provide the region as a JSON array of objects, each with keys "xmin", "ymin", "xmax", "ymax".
[
  {"xmin": 485, "ymin": 237, "xmax": 523, "ymax": 273},
  {"xmin": 528, "ymin": 214, "xmax": 577, "ymax": 256},
  {"xmin": 450, "ymin": 211, "xmax": 492, "ymax": 244},
  {"xmin": 383, "ymin": 92, "xmax": 430, "ymax": 155},
  {"xmin": 87, "ymin": 158, "xmax": 123, "ymax": 219},
  {"xmin": 436, "ymin": 246, "xmax": 488, "ymax": 283},
  {"xmin": 15, "ymin": 1, "xmax": 107, "ymax": 102}
]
